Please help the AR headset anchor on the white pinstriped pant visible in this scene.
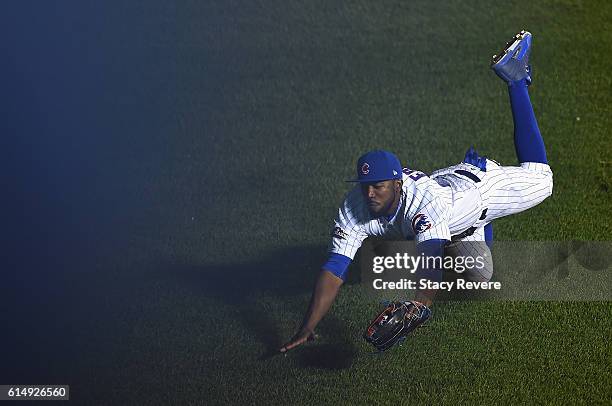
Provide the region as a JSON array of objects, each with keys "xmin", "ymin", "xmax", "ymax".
[{"xmin": 446, "ymin": 160, "xmax": 553, "ymax": 281}]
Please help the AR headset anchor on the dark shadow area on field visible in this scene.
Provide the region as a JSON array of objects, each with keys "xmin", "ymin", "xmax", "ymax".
[
  {"xmin": 258, "ymin": 316, "xmax": 358, "ymax": 370},
  {"xmin": 291, "ymin": 314, "xmax": 359, "ymax": 370},
  {"xmin": 147, "ymin": 244, "xmax": 361, "ymax": 369}
]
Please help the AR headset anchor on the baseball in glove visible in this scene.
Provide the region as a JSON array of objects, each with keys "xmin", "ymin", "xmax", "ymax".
[{"xmin": 363, "ymin": 300, "xmax": 432, "ymax": 352}]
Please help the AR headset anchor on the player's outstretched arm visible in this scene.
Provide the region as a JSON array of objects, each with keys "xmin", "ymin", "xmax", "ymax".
[{"xmin": 279, "ymin": 270, "xmax": 343, "ymax": 353}]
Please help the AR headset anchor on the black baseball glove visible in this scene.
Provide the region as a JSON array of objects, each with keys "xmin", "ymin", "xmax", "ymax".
[{"xmin": 363, "ymin": 301, "xmax": 432, "ymax": 352}]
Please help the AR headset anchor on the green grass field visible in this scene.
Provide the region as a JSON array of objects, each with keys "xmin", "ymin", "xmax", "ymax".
[{"xmin": 6, "ymin": 0, "xmax": 611, "ymax": 404}]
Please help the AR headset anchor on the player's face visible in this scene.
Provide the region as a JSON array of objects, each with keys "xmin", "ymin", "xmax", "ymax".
[{"xmin": 361, "ymin": 180, "xmax": 402, "ymax": 217}]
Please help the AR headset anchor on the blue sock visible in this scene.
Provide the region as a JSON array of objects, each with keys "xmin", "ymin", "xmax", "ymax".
[
  {"xmin": 508, "ymin": 79, "xmax": 548, "ymax": 164},
  {"xmin": 484, "ymin": 223, "xmax": 493, "ymax": 249}
]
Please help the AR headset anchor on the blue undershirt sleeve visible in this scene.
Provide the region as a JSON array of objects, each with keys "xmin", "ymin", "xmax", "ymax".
[{"xmin": 322, "ymin": 253, "xmax": 352, "ymax": 281}]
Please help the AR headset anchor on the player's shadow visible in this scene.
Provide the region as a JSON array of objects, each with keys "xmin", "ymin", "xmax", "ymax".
[
  {"xmin": 289, "ymin": 314, "xmax": 358, "ymax": 370},
  {"xmin": 149, "ymin": 244, "xmax": 361, "ymax": 369},
  {"xmin": 294, "ymin": 343, "xmax": 357, "ymax": 370}
]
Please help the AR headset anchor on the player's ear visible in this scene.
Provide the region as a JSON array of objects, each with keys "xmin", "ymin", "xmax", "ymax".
[{"xmin": 395, "ymin": 180, "xmax": 402, "ymax": 191}]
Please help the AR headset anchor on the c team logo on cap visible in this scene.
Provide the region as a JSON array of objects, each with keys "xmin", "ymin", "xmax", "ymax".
[{"xmin": 361, "ymin": 163, "xmax": 370, "ymax": 175}]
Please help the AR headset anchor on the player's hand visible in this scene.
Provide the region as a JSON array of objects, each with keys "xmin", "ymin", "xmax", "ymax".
[{"xmin": 279, "ymin": 328, "xmax": 317, "ymax": 353}]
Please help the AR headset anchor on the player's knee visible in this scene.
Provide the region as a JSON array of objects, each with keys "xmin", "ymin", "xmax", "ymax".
[
  {"xmin": 532, "ymin": 164, "xmax": 554, "ymax": 201},
  {"xmin": 463, "ymin": 264, "xmax": 493, "ymax": 282},
  {"xmin": 450, "ymin": 242, "xmax": 493, "ymax": 282},
  {"xmin": 543, "ymin": 169, "xmax": 554, "ymax": 199}
]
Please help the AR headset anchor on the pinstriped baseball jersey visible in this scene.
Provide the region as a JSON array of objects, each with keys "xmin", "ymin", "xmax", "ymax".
[
  {"xmin": 330, "ymin": 160, "xmax": 553, "ymax": 260},
  {"xmin": 330, "ymin": 168, "xmax": 483, "ymax": 260}
]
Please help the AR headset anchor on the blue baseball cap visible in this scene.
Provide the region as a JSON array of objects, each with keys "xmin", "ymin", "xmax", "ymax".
[{"xmin": 347, "ymin": 150, "xmax": 403, "ymax": 182}]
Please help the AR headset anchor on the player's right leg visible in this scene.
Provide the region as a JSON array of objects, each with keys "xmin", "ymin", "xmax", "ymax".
[
  {"xmin": 491, "ymin": 30, "xmax": 549, "ymax": 165},
  {"xmin": 445, "ymin": 227, "xmax": 494, "ymax": 282}
]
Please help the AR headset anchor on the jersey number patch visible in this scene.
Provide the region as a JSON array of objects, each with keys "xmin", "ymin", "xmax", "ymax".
[{"xmin": 403, "ymin": 168, "xmax": 426, "ymax": 182}]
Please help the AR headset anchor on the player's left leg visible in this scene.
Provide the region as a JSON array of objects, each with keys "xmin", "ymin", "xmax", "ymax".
[{"xmin": 484, "ymin": 223, "xmax": 493, "ymax": 249}]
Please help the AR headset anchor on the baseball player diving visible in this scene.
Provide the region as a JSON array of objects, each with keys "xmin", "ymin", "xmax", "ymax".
[{"xmin": 280, "ymin": 30, "xmax": 553, "ymax": 353}]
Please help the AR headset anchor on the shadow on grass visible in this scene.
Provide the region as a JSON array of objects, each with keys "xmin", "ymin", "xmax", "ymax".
[
  {"xmin": 2, "ymin": 243, "xmax": 363, "ymax": 385},
  {"xmin": 150, "ymin": 244, "xmax": 361, "ymax": 370},
  {"xmin": 294, "ymin": 343, "xmax": 358, "ymax": 370}
]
